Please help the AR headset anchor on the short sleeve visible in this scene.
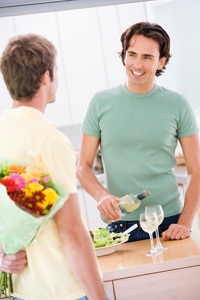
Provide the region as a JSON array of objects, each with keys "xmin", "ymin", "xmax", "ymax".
[
  {"xmin": 81, "ymin": 94, "xmax": 101, "ymax": 137},
  {"xmin": 177, "ymin": 95, "xmax": 199, "ymax": 138}
]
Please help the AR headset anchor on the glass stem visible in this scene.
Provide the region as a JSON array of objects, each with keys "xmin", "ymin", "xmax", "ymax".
[
  {"xmin": 149, "ymin": 233, "xmax": 156, "ymax": 253},
  {"xmin": 155, "ymin": 227, "xmax": 161, "ymax": 247}
]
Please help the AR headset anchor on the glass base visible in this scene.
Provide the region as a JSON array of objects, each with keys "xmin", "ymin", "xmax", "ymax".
[
  {"xmin": 146, "ymin": 248, "xmax": 161, "ymax": 256},
  {"xmin": 157, "ymin": 244, "xmax": 168, "ymax": 251}
]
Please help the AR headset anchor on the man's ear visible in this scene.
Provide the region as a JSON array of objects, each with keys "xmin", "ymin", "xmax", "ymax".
[
  {"xmin": 158, "ymin": 57, "xmax": 167, "ymax": 70},
  {"xmin": 41, "ymin": 70, "xmax": 50, "ymax": 85}
]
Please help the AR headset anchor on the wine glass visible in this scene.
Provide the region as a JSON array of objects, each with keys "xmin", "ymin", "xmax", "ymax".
[
  {"xmin": 139, "ymin": 212, "xmax": 159, "ymax": 256},
  {"xmin": 145, "ymin": 204, "xmax": 167, "ymax": 251}
]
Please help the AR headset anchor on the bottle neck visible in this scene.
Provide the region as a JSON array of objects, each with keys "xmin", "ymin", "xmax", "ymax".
[{"xmin": 136, "ymin": 190, "xmax": 150, "ymax": 200}]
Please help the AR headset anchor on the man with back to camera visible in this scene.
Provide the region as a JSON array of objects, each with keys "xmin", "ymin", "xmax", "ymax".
[
  {"xmin": 77, "ymin": 22, "xmax": 200, "ymax": 242},
  {"xmin": 0, "ymin": 33, "xmax": 110, "ymax": 300}
]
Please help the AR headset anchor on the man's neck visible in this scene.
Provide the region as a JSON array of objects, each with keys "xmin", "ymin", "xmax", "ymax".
[
  {"xmin": 12, "ymin": 98, "xmax": 46, "ymax": 113},
  {"xmin": 125, "ymin": 82, "xmax": 155, "ymax": 94}
]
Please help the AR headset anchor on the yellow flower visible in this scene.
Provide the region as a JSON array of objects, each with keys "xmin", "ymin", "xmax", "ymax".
[
  {"xmin": 21, "ymin": 172, "xmax": 34, "ymax": 183},
  {"xmin": 43, "ymin": 188, "xmax": 58, "ymax": 205},
  {"xmin": 23, "ymin": 182, "xmax": 44, "ymax": 197},
  {"xmin": 36, "ymin": 196, "xmax": 49, "ymax": 209}
]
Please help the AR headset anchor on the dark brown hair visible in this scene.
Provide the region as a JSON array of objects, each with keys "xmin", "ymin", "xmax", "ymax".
[
  {"xmin": 119, "ymin": 22, "xmax": 171, "ymax": 76},
  {"xmin": 0, "ymin": 34, "xmax": 57, "ymax": 101}
]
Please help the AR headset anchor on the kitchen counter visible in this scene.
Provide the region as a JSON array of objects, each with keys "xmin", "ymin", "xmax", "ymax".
[{"xmin": 98, "ymin": 231, "xmax": 200, "ymax": 300}]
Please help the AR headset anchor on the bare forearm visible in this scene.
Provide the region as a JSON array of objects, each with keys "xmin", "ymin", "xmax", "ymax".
[
  {"xmin": 178, "ymin": 173, "xmax": 200, "ymax": 229},
  {"xmin": 77, "ymin": 165, "xmax": 121, "ymax": 220},
  {"xmin": 163, "ymin": 172, "xmax": 200, "ymax": 240},
  {"xmin": 77, "ymin": 165, "xmax": 109, "ymax": 202},
  {"xmin": 54, "ymin": 194, "xmax": 107, "ymax": 300},
  {"xmin": 60, "ymin": 222, "xmax": 107, "ymax": 300}
]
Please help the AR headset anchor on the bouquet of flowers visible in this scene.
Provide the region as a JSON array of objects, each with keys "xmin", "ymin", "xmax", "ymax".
[{"xmin": 0, "ymin": 153, "xmax": 68, "ymax": 298}]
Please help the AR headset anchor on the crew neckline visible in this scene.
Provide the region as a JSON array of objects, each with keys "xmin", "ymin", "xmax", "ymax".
[{"xmin": 121, "ymin": 83, "xmax": 159, "ymax": 98}]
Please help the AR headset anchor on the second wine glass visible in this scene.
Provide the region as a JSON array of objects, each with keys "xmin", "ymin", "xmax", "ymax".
[
  {"xmin": 139, "ymin": 212, "xmax": 159, "ymax": 256},
  {"xmin": 145, "ymin": 204, "xmax": 167, "ymax": 251}
]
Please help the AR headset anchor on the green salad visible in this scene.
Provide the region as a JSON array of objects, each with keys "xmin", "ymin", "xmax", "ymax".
[{"xmin": 90, "ymin": 228, "xmax": 130, "ymax": 248}]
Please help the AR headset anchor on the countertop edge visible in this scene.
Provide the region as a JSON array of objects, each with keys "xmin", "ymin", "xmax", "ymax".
[{"xmin": 102, "ymin": 255, "xmax": 200, "ymax": 282}]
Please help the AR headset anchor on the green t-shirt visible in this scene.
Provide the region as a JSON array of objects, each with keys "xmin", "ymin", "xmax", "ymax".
[{"xmin": 82, "ymin": 84, "xmax": 199, "ymax": 220}]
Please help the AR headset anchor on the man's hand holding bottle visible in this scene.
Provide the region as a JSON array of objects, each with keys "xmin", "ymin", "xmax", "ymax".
[
  {"xmin": 97, "ymin": 194, "xmax": 122, "ymax": 223},
  {"xmin": 99, "ymin": 190, "xmax": 150, "ymax": 224}
]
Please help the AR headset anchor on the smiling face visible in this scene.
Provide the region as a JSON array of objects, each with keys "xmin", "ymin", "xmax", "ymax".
[{"xmin": 124, "ymin": 34, "xmax": 166, "ymax": 93}]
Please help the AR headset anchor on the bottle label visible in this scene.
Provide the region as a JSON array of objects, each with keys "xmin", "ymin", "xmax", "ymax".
[
  {"xmin": 119, "ymin": 204, "xmax": 130, "ymax": 214},
  {"xmin": 120, "ymin": 202, "xmax": 141, "ymax": 214}
]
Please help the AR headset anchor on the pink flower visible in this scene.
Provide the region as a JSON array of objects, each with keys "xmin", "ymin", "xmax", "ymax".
[
  {"xmin": 43, "ymin": 176, "xmax": 50, "ymax": 183},
  {"xmin": 10, "ymin": 173, "xmax": 26, "ymax": 189}
]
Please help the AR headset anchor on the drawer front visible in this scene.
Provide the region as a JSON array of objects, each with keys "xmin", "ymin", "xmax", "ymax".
[{"xmin": 113, "ymin": 266, "xmax": 200, "ymax": 300}]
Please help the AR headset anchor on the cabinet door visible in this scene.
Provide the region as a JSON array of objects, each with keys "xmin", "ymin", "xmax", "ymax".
[
  {"xmin": 77, "ymin": 180, "xmax": 107, "ymax": 230},
  {"xmin": 83, "ymin": 190, "xmax": 107, "ymax": 230},
  {"xmin": 113, "ymin": 266, "xmax": 200, "ymax": 300},
  {"xmin": 78, "ymin": 174, "xmax": 108, "ymax": 230},
  {"xmin": 77, "ymin": 186, "xmax": 89, "ymax": 228},
  {"xmin": 104, "ymin": 281, "xmax": 115, "ymax": 300}
]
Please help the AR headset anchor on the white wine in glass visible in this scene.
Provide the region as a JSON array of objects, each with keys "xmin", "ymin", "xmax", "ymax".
[
  {"xmin": 145, "ymin": 204, "xmax": 167, "ymax": 251},
  {"xmin": 139, "ymin": 212, "xmax": 159, "ymax": 256}
]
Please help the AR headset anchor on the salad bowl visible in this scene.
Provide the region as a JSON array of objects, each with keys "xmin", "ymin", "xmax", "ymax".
[
  {"xmin": 95, "ymin": 236, "xmax": 129, "ymax": 256},
  {"xmin": 90, "ymin": 227, "xmax": 130, "ymax": 257}
]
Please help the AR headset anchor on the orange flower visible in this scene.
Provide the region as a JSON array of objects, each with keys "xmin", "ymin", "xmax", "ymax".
[{"xmin": 8, "ymin": 164, "xmax": 26, "ymax": 174}]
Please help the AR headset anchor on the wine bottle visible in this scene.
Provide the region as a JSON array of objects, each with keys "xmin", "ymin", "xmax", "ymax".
[{"xmin": 101, "ymin": 190, "xmax": 150, "ymax": 224}]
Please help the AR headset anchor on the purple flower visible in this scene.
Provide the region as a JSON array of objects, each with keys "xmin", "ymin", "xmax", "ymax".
[{"xmin": 29, "ymin": 178, "xmax": 39, "ymax": 183}]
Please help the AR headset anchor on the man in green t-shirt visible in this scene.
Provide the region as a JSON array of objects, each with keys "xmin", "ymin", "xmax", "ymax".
[{"xmin": 77, "ymin": 22, "xmax": 200, "ymax": 242}]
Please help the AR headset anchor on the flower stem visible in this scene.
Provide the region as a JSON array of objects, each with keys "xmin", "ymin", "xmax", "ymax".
[
  {"xmin": 0, "ymin": 271, "xmax": 13, "ymax": 298},
  {"xmin": 9, "ymin": 274, "xmax": 13, "ymax": 294}
]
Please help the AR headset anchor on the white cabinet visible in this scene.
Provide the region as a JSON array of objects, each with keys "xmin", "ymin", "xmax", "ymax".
[
  {"xmin": 104, "ymin": 282, "xmax": 115, "ymax": 300},
  {"xmin": 112, "ymin": 266, "xmax": 200, "ymax": 300},
  {"xmin": 98, "ymin": 231, "xmax": 200, "ymax": 300},
  {"xmin": 82, "ymin": 189, "xmax": 108, "ymax": 230},
  {"xmin": 77, "ymin": 173, "xmax": 107, "ymax": 230},
  {"xmin": 77, "ymin": 186, "xmax": 88, "ymax": 225}
]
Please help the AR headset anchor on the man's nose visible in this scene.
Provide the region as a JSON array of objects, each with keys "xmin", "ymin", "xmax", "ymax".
[{"xmin": 133, "ymin": 57, "xmax": 143, "ymax": 68}]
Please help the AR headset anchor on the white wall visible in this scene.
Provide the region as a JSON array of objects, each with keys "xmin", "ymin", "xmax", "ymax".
[
  {"xmin": 147, "ymin": 0, "xmax": 200, "ymax": 115},
  {"xmin": 0, "ymin": 0, "xmax": 199, "ymax": 128},
  {"xmin": 0, "ymin": 2, "xmax": 147, "ymax": 127}
]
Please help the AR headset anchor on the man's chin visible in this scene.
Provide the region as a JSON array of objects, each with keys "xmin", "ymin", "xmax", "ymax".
[{"xmin": 49, "ymin": 98, "xmax": 56, "ymax": 104}]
